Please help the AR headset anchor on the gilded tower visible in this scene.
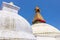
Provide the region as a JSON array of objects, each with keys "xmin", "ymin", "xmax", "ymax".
[{"xmin": 32, "ymin": 6, "xmax": 46, "ymax": 24}]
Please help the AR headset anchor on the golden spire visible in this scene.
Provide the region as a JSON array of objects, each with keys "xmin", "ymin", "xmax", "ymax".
[{"xmin": 32, "ymin": 6, "xmax": 46, "ymax": 24}]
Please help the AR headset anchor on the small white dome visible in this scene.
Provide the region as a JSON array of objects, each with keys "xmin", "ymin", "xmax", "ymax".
[
  {"xmin": 0, "ymin": 10, "xmax": 32, "ymax": 33},
  {"xmin": 32, "ymin": 23, "xmax": 59, "ymax": 34}
]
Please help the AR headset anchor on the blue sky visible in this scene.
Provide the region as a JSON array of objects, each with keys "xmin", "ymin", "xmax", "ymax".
[{"xmin": 0, "ymin": 0, "xmax": 60, "ymax": 30}]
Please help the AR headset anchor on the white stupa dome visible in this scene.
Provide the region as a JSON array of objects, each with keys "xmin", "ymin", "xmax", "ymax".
[
  {"xmin": 32, "ymin": 23, "xmax": 60, "ymax": 37},
  {"xmin": 32, "ymin": 23, "xmax": 60, "ymax": 34},
  {"xmin": 0, "ymin": 2, "xmax": 36, "ymax": 40},
  {"xmin": 0, "ymin": 2, "xmax": 32, "ymax": 33},
  {"xmin": 0, "ymin": 9, "xmax": 32, "ymax": 33}
]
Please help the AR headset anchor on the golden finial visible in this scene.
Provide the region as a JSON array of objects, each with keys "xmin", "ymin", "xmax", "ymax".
[{"xmin": 35, "ymin": 6, "xmax": 40, "ymax": 13}]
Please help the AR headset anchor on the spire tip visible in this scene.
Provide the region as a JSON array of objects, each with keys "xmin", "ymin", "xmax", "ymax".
[{"xmin": 35, "ymin": 6, "xmax": 40, "ymax": 13}]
